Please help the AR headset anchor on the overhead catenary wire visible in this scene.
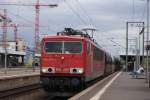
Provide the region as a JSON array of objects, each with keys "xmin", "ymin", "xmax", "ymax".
[
  {"xmin": 140, "ymin": 3, "xmax": 146, "ymax": 22},
  {"xmin": 0, "ymin": 1, "xmax": 123, "ymax": 55},
  {"xmin": 94, "ymin": 31, "xmax": 125, "ymax": 54},
  {"xmin": 131, "ymin": 0, "xmax": 135, "ymax": 21},
  {"xmin": 0, "ymin": 2, "xmax": 66, "ymax": 35},
  {"xmin": 8, "ymin": 11, "xmax": 34, "ymax": 25},
  {"xmin": 6, "ymin": 10, "xmax": 56, "ymax": 32},
  {"xmin": 55, "ymin": 1, "xmax": 123, "ymax": 53},
  {"xmin": 42, "ymin": 0, "xmax": 76, "ymax": 32},
  {"xmin": 46, "ymin": 0, "xmax": 124, "ymax": 55},
  {"xmin": 75, "ymin": 0, "xmax": 97, "ymax": 27},
  {"xmin": 130, "ymin": 0, "xmax": 146, "ymax": 22},
  {"xmin": 64, "ymin": 0, "xmax": 88, "ymax": 26},
  {"xmin": 64, "ymin": 0, "xmax": 120, "ymax": 50}
]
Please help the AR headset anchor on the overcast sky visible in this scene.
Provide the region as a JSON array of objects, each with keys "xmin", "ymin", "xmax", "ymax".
[{"xmin": 0, "ymin": 0, "xmax": 147, "ymax": 55}]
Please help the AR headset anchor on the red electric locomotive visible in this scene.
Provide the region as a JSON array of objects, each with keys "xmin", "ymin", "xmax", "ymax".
[{"xmin": 40, "ymin": 28, "xmax": 114, "ymax": 92}]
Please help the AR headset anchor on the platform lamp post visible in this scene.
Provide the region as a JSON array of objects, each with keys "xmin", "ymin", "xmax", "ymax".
[
  {"xmin": 126, "ymin": 22, "xmax": 144, "ymax": 72},
  {"xmin": 0, "ymin": 9, "xmax": 8, "ymax": 74},
  {"xmin": 147, "ymin": 0, "xmax": 150, "ymax": 88},
  {"xmin": 3, "ymin": 9, "xmax": 7, "ymax": 74},
  {"xmin": 0, "ymin": 9, "xmax": 12, "ymax": 74}
]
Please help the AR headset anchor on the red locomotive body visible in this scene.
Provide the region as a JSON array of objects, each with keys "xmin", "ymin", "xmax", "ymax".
[{"xmin": 40, "ymin": 28, "xmax": 112, "ymax": 92}]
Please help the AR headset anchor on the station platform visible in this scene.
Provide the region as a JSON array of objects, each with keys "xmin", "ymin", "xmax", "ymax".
[
  {"xmin": 0, "ymin": 67, "xmax": 40, "ymax": 92},
  {"xmin": 98, "ymin": 72, "xmax": 150, "ymax": 100},
  {"xmin": 0, "ymin": 68, "xmax": 40, "ymax": 79},
  {"xmin": 70, "ymin": 72, "xmax": 150, "ymax": 100}
]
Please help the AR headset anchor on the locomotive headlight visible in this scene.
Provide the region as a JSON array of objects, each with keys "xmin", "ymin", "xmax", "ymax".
[
  {"xmin": 70, "ymin": 68, "xmax": 84, "ymax": 74},
  {"xmin": 78, "ymin": 68, "xmax": 83, "ymax": 73},
  {"xmin": 42, "ymin": 68, "xmax": 47, "ymax": 73},
  {"xmin": 41, "ymin": 67, "xmax": 55, "ymax": 73}
]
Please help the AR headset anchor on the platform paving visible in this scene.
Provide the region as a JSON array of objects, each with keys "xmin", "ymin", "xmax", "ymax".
[
  {"xmin": 0, "ymin": 67, "xmax": 40, "ymax": 79},
  {"xmin": 100, "ymin": 72, "xmax": 150, "ymax": 100}
]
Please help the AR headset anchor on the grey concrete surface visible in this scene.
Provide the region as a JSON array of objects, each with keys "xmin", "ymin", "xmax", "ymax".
[
  {"xmin": 100, "ymin": 72, "xmax": 150, "ymax": 100},
  {"xmin": 0, "ymin": 67, "xmax": 40, "ymax": 91},
  {"xmin": 69, "ymin": 72, "xmax": 118, "ymax": 100},
  {"xmin": 0, "ymin": 67, "xmax": 40, "ymax": 78}
]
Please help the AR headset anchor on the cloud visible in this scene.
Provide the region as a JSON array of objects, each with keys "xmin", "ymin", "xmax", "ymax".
[{"xmin": 0, "ymin": 0, "xmax": 146, "ymax": 55}]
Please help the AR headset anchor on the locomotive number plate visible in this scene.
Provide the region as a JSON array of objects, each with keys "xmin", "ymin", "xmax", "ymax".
[{"xmin": 55, "ymin": 68, "xmax": 69, "ymax": 73}]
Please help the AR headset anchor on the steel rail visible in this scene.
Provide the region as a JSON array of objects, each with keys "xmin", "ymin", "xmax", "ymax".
[{"xmin": 0, "ymin": 83, "xmax": 42, "ymax": 98}]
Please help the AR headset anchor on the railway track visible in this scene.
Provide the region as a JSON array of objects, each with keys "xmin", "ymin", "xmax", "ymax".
[
  {"xmin": 69, "ymin": 72, "xmax": 119, "ymax": 100},
  {"xmin": 0, "ymin": 83, "xmax": 42, "ymax": 99},
  {"xmin": 0, "ymin": 73, "xmax": 118, "ymax": 100}
]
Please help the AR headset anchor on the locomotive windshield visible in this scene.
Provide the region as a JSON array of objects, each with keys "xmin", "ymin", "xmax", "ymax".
[
  {"xmin": 64, "ymin": 42, "xmax": 82, "ymax": 54},
  {"xmin": 44, "ymin": 41, "xmax": 82, "ymax": 54},
  {"xmin": 45, "ymin": 42, "xmax": 62, "ymax": 53}
]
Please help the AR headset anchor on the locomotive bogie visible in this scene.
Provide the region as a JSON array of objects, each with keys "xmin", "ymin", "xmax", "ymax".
[{"xmin": 41, "ymin": 76, "xmax": 85, "ymax": 91}]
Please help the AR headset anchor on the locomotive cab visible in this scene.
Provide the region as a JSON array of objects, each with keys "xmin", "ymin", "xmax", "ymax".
[
  {"xmin": 40, "ymin": 36, "xmax": 86, "ymax": 91},
  {"xmin": 40, "ymin": 28, "xmax": 112, "ymax": 93}
]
